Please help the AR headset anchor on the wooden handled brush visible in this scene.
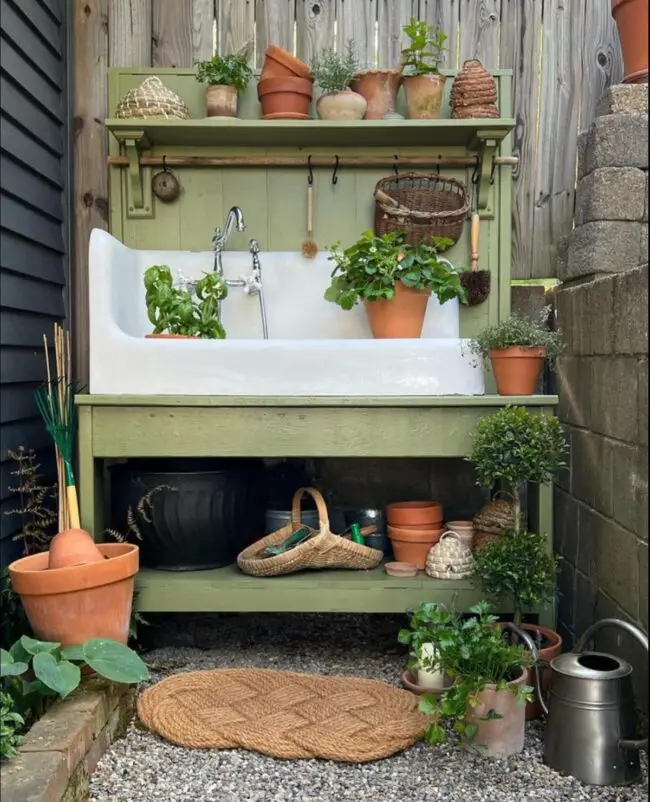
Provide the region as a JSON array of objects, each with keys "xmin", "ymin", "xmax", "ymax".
[
  {"xmin": 459, "ymin": 211, "xmax": 491, "ymax": 306},
  {"xmin": 301, "ymin": 176, "xmax": 317, "ymax": 259}
]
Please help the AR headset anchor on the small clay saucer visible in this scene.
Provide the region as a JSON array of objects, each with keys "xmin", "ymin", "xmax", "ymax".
[
  {"xmin": 401, "ymin": 670, "xmax": 450, "ymax": 696},
  {"xmin": 261, "ymin": 112, "xmax": 313, "ymax": 120},
  {"xmin": 384, "ymin": 561, "xmax": 418, "ymax": 577}
]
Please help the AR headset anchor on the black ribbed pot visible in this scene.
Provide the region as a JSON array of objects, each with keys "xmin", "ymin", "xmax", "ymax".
[{"xmin": 109, "ymin": 458, "xmax": 265, "ymax": 571}]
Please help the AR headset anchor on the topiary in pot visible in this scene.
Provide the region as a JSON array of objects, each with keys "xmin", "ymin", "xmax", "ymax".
[
  {"xmin": 401, "ymin": 18, "xmax": 449, "ymax": 119},
  {"xmin": 196, "ymin": 50, "xmax": 254, "ymax": 118},
  {"xmin": 469, "ymin": 309, "xmax": 564, "ymax": 395},
  {"xmin": 310, "ymin": 41, "xmax": 367, "ymax": 120}
]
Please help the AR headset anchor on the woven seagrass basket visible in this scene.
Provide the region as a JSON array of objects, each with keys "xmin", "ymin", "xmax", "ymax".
[
  {"xmin": 115, "ymin": 76, "xmax": 191, "ymax": 120},
  {"xmin": 472, "ymin": 491, "xmax": 517, "ymax": 535}
]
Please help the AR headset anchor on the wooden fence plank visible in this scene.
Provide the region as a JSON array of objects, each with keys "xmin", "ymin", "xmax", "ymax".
[
  {"xmin": 192, "ymin": 0, "xmax": 215, "ymax": 62},
  {"xmin": 420, "ymin": 0, "xmax": 460, "ymax": 69},
  {"xmin": 256, "ymin": 0, "xmax": 296, "ymax": 65},
  {"xmin": 458, "ymin": 0, "xmax": 501, "ymax": 69},
  {"xmin": 580, "ymin": 0, "xmax": 623, "ymax": 130},
  {"xmin": 336, "ymin": 0, "xmax": 377, "ymax": 69},
  {"xmin": 500, "ymin": 0, "xmax": 542, "ymax": 280},
  {"xmin": 296, "ymin": 0, "xmax": 335, "ymax": 63},
  {"xmin": 152, "ymin": 0, "xmax": 194, "ymax": 66},
  {"xmin": 377, "ymin": 0, "xmax": 418, "ymax": 70},
  {"xmin": 108, "ymin": 0, "xmax": 152, "ymax": 66},
  {"xmin": 217, "ymin": 0, "xmax": 253, "ymax": 55},
  {"xmin": 73, "ymin": 0, "xmax": 108, "ymax": 386}
]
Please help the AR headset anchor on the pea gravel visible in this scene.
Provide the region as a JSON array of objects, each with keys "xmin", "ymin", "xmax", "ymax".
[{"xmin": 90, "ymin": 614, "xmax": 648, "ymax": 802}]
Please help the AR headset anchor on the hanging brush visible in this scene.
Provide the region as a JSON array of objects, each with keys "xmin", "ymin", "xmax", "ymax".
[{"xmin": 459, "ymin": 184, "xmax": 491, "ymax": 305}]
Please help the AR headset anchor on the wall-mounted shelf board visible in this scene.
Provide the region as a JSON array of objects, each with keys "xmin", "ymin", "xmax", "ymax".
[{"xmin": 105, "ymin": 118, "xmax": 515, "ymax": 149}]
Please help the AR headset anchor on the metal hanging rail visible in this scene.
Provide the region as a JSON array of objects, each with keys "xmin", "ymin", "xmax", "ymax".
[{"xmin": 107, "ymin": 154, "xmax": 519, "ymax": 168}]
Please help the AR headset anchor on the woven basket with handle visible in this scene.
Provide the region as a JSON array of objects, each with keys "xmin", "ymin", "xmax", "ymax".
[
  {"xmin": 373, "ymin": 173, "xmax": 469, "ymax": 247},
  {"xmin": 472, "ymin": 491, "xmax": 517, "ymax": 535},
  {"xmin": 237, "ymin": 488, "xmax": 383, "ymax": 577},
  {"xmin": 115, "ymin": 76, "xmax": 191, "ymax": 120}
]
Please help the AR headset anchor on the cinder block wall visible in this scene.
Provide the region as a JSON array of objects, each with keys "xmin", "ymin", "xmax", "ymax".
[{"xmin": 554, "ymin": 85, "xmax": 648, "ymax": 711}]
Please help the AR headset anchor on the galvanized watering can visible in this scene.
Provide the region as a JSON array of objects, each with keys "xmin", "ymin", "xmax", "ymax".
[{"xmin": 511, "ymin": 619, "xmax": 648, "ymax": 787}]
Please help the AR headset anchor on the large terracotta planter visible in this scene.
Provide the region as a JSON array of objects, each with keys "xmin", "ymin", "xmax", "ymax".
[
  {"xmin": 387, "ymin": 525, "xmax": 443, "ymax": 569},
  {"xmin": 350, "ymin": 70, "xmax": 403, "ymax": 119},
  {"xmin": 489, "ymin": 346, "xmax": 546, "ymax": 395},
  {"xmin": 261, "ymin": 45, "xmax": 313, "ymax": 82},
  {"xmin": 9, "ymin": 543, "xmax": 139, "ymax": 647},
  {"xmin": 258, "ymin": 76, "xmax": 313, "ymax": 119},
  {"xmin": 316, "ymin": 90, "xmax": 367, "ymax": 120},
  {"xmin": 612, "ymin": 0, "xmax": 649, "ymax": 84},
  {"xmin": 205, "ymin": 84, "xmax": 238, "ymax": 117},
  {"xmin": 403, "ymin": 74, "xmax": 447, "ymax": 119},
  {"xmin": 387, "ymin": 501, "xmax": 443, "ymax": 527},
  {"xmin": 363, "ymin": 282, "xmax": 431, "ymax": 338},
  {"xmin": 464, "ymin": 668, "xmax": 527, "ymax": 758}
]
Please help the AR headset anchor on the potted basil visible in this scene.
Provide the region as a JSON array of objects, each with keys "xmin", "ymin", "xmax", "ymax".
[{"xmin": 196, "ymin": 52, "xmax": 253, "ymax": 118}]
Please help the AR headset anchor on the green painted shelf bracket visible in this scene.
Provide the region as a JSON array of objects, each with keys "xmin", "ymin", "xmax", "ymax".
[
  {"xmin": 470, "ymin": 130, "xmax": 509, "ymax": 220},
  {"xmin": 114, "ymin": 130, "xmax": 154, "ymax": 219}
]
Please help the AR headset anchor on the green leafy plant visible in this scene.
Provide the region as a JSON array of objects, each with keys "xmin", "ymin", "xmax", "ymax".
[
  {"xmin": 144, "ymin": 265, "xmax": 228, "ymax": 338},
  {"xmin": 196, "ymin": 53, "xmax": 253, "ymax": 91},
  {"xmin": 398, "ymin": 602, "xmax": 458, "ymax": 675},
  {"xmin": 472, "ymin": 529, "xmax": 560, "ymax": 628},
  {"xmin": 1, "ymin": 569, "xmax": 31, "ymax": 651},
  {"xmin": 324, "ymin": 230, "xmax": 466, "ymax": 310},
  {"xmin": 401, "ymin": 18, "xmax": 448, "ymax": 76},
  {"xmin": 469, "ymin": 406, "xmax": 567, "ymax": 531},
  {"xmin": 310, "ymin": 41, "xmax": 359, "ymax": 93},
  {"xmin": 469, "ymin": 309, "xmax": 564, "ymax": 365},
  {"xmin": 1, "ymin": 691, "xmax": 23, "ymax": 760},
  {"xmin": 410, "ymin": 601, "xmax": 532, "ymax": 748}
]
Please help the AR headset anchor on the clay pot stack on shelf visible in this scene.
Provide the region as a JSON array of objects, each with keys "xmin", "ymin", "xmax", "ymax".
[
  {"xmin": 386, "ymin": 501, "xmax": 444, "ymax": 569},
  {"xmin": 450, "ymin": 59, "xmax": 499, "ymax": 119},
  {"xmin": 258, "ymin": 45, "xmax": 314, "ymax": 119}
]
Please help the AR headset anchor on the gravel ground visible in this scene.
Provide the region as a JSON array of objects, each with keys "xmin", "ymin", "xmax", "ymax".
[{"xmin": 90, "ymin": 614, "xmax": 649, "ymax": 802}]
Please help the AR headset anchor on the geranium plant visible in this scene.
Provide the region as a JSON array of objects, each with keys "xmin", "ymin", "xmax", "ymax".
[
  {"xmin": 324, "ymin": 230, "xmax": 466, "ymax": 310},
  {"xmin": 401, "ymin": 18, "xmax": 448, "ymax": 76},
  {"xmin": 144, "ymin": 265, "xmax": 227, "ymax": 338},
  {"xmin": 196, "ymin": 53, "xmax": 253, "ymax": 91},
  {"xmin": 469, "ymin": 309, "xmax": 564, "ymax": 365},
  {"xmin": 310, "ymin": 41, "xmax": 359, "ymax": 93}
]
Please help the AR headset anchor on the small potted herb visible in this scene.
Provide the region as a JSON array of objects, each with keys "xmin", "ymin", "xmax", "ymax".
[
  {"xmin": 324, "ymin": 230, "xmax": 466, "ymax": 338},
  {"xmin": 144, "ymin": 265, "xmax": 228, "ymax": 339},
  {"xmin": 310, "ymin": 41, "xmax": 367, "ymax": 120},
  {"xmin": 401, "ymin": 18, "xmax": 448, "ymax": 119},
  {"xmin": 472, "ymin": 528, "xmax": 561, "ymax": 720},
  {"xmin": 469, "ymin": 309, "xmax": 564, "ymax": 395},
  {"xmin": 196, "ymin": 52, "xmax": 253, "ymax": 118},
  {"xmin": 398, "ymin": 602, "xmax": 456, "ymax": 691},
  {"xmin": 416, "ymin": 601, "xmax": 533, "ymax": 758}
]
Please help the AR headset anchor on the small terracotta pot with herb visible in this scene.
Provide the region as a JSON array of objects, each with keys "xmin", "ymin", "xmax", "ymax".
[
  {"xmin": 401, "ymin": 18, "xmax": 449, "ymax": 119},
  {"xmin": 310, "ymin": 41, "xmax": 367, "ymax": 120},
  {"xmin": 196, "ymin": 51, "xmax": 253, "ymax": 118}
]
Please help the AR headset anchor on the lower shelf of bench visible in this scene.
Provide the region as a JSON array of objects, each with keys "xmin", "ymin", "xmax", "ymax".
[{"xmin": 135, "ymin": 564, "xmax": 508, "ymax": 614}]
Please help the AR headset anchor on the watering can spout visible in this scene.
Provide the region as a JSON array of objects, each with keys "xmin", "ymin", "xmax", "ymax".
[{"xmin": 504, "ymin": 622, "xmax": 549, "ymax": 716}]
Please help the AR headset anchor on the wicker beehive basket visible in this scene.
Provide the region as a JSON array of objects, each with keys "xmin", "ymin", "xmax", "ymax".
[
  {"xmin": 115, "ymin": 76, "xmax": 191, "ymax": 120},
  {"xmin": 373, "ymin": 173, "xmax": 469, "ymax": 247},
  {"xmin": 450, "ymin": 59, "xmax": 499, "ymax": 119},
  {"xmin": 425, "ymin": 533, "xmax": 473, "ymax": 580},
  {"xmin": 472, "ymin": 492, "xmax": 517, "ymax": 535}
]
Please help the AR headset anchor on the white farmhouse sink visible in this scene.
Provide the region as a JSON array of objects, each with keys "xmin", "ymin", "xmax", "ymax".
[{"xmin": 88, "ymin": 229, "xmax": 484, "ymax": 396}]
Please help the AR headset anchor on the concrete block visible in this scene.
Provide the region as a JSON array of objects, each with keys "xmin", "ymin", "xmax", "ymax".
[
  {"xmin": 564, "ymin": 221, "xmax": 644, "ymax": 281},
  {"xmin": 574, "ymin": 569, "xmax": 598, "ymax": 640},
  {"xmin": 575, "ymin": 168, "xmax": 646, "ymax": 225},
  {"xmin": 575, "ymin": 501, "xmax": 599, "ymax": 578},
  {"xmin": 556, "ymin": 424, "xmax": 573, "ymax": 493},
  {"xmin": 613, "ymin": 263, "xmax": 649, "ymax": 354},
  {"xmin": 596, "ymin": 84, "xmax": 649, "ymax": 117},
  {"xmin": 590, "ymin": 356, "xmax": 639, "ymax": 443},
  {"xmin": 639, "ymin": 541, "xmax": 648, "ymax": 630},
  {"xmin": 644, "ymin": 172, "xmax": 649, "ymax": 222},
  {"xmin": 554, "ymin": 485, "xmax": 579, "ymax": 565},
  {"xmin": 556, "ymin": 356, "xmax": 593, "ymax": 428},
  {"xmin": 554, "ymin": 286, "xmax": 576, "ymax": 355},
  {"xmin": 612, "ymin": 442, "xmax": 649, "ymax": 538},
  {"xmin": 570, "ymin": 429, "xmax": 613, "ymax": 518},
  {"xmin": 582, "ymin": 114, "xmax": 649, "ymax": 175},
  {"xmin": 593, "ymin": 514, "xmax": 640, "ymax": 615},
  {"xmin": 557, "ymin": 557, "xmax": 576, "ymax": 632},
  {"xmin": 641, "ymin": 224, "xmax": 648, "ymax": 264},
  {"xmin": 639, "ymin": 358, "xmax": 648, "ymax": 448},
  {"xmin": 582, "ymin": 276, "xmax": 616, "ymax": 355}
]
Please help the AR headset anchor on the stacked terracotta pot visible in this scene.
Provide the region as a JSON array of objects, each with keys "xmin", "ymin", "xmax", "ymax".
[
  {"xmin": 386, "ymin": 501, "xmax": 444, "ymax": 569},
  {"xmin": 258, "ymin": 45, "xmax": 314, "ymax": 119},
  {"xmin": 450, "ymin": 59, "xmax": 499, "ymax": 119}
]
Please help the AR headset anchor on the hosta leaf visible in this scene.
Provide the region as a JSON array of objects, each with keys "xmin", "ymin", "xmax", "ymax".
[
  {"xmin": 0, "ymin": 649, "xmax": 27, "ymax": 678},
  {"xmin": 82, "ymin": 639, "xmax": 149, "ymax": 684},
  {"xmin": 33, "ymin": 653, "xmax": 80, "ymax": 698},
  {"xmin": 9, "ymin": 640, "xmax": 31, "ymax": 664},
  {"xmin": 61, "ymin": 644, "xmax": 85, "ymax": 662},
  {"xmin": 20, "ymin": 635, "xmax": 60, "ymax": 656}
]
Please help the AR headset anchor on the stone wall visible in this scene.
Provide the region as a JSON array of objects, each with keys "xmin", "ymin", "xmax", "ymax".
[{"xmin": 554, "ymin": 84, "xmax": 648, "ymax": 711}]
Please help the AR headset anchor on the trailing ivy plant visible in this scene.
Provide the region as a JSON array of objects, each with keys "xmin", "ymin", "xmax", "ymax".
[
  {"xmin": 1, "ymin": 691, "xmax": 23, "ymax": 760},
  {"xmin": 324, "ymin": 230, "xmax": 466, "ymax": 310},
  {"xmin": 310, "ymin": 41, "xmax": 360, "ymax": 93},
  {"xmin": 401, "ymin": 18, "xmax": 448, "ymax": 76},
  {"xmin": 469, "ymin": 309, "xmax": 564, "ymax": 366},
  {"xmin": 196, "ymin": 53, "xmax": 253, "ymax": 91},
  {"xmin": 469, "ymin": 406, "xmax": 567, "ymax": 532},
  {"xmin": 144, "ymin": 265, "xmax": 228, "ymax": 338},
  {"xmin": 472, "ymin": 529, "xmax": 560, "ymax": 629}
]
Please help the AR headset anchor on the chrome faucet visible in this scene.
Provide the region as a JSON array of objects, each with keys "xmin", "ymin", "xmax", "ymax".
[{"xmin": 212, "ymin": 206, "xmax": 246, "ymax": 275}]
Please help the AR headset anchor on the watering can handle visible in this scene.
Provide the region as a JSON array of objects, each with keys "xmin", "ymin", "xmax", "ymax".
[
  {"xmin": 573, "ymin": 618, "xmax": 649, "ymax": 751},
  {"xmin": 503, "ymin": 622, "xmax": 549, "ymax": 717}
]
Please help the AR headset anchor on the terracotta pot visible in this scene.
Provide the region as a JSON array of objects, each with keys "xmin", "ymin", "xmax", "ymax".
[
  {"xmin": 261, "ymin": 45, "xmax": 313, "ymax": 82},
  {"xmin": 48, "ymin": 528, "xmax": 105, "ymax": 570},
  {"xmin": 350, "ymin": 70, "xmax": 403, "ymax": 119},
  {"xmin": 9, "ymin": 543, "xmax": 139, "ymax": 647},
  {"xmin": 464, "ymin": 667, "xmax": 527, "ymax": 758},
  {"xmin": 386, "ymin": 501, "xmax": 443, "ymax": 526},
  {"xmin": 205, "ymin": 84, "xmax": 238, "ymax": 117},
  {"xmin": 387, "ymin": 524, "xmax": 443, "ymax": 569},
  {"xmin": 442, "ymin": 525, "xmax": 474, "ymax": 551},
  {"xmin": 145, "ymin": 333, "xmax": 195, "ymax": 339},
  {"xmin": 612, "ymin": 0, "xmax": 649, "ymax": 84},
  {"xmin": 363, "ymin": 282, "xmax": 431, "ymax": 339},
  {"xmin": 489, "ymin": 346, "xmax": 546, "ymax": 395},
  {"xmin": 316, "ymin": 90, "xmax": 367, "ymax": 120},
  {"xmin": 258, "ymin": 76, "xmax": 313, "ymax": 118},
  {"xmin": 403, "ymin": 74, "xmax": 447, "ymax": 119}
]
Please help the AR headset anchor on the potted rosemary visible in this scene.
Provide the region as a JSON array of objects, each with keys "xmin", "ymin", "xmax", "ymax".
[
  {"xmin": 144, "ymin": 265, "xmax": 228, "ymax": 339},
  {"xmin": 324, "ymin": 230, "xmax": 466, "ymax": 338},
  {"xmin": 469, "ymin": 309, "xmax": 563, "ymax": 395},
  {"xmin": 196, "ymin": 51, "xmax": 253, "ymax": 118},
  {"xmin": 401, "ymin": 18, "xmax": 448, "ymax": 119},
  {"xmin": 310, "ymin": 42, "xmax": 367, "ymax": 120}
]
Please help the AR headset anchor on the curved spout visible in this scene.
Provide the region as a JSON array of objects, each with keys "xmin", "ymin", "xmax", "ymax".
[{"xmin": 503, "ymin": 622, "xmax": 549, "ymax": 718}]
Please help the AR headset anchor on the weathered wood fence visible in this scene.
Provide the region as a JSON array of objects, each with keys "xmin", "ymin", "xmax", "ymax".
[{"xmin": 73, "ymin": 0, "xmax": 622, "ymax": 375}]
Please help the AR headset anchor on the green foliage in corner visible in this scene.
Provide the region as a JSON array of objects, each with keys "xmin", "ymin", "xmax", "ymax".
[
  {"xmin": 1, "ymin": 691, "xmax": 24, "ymax": 760},
  {"xmin": 469, "ymin": 309, "xmax": 564, "ymax": 364}
]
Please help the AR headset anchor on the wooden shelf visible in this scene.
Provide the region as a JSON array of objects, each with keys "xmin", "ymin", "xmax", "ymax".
[{"xmin": 105, "ymin": 117, "xmax": 515, "ymax": 150}]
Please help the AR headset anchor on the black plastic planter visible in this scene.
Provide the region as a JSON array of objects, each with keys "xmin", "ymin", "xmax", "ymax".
[{"xmin": 109, "ymin": 458, "xmax": 265, "ymax": 571}]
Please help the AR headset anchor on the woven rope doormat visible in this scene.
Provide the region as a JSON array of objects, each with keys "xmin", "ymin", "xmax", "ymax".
[{"xmin": 137, "ymin": 668, "xmax": 428, "ymax": 762}]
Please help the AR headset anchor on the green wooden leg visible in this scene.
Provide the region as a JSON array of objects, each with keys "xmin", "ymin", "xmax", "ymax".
[
  {"xmin": 78, "ymin": 405, "xmax": 105, "ymax": 542},
  {"xmin": 536, "ymin": 481, "xmax": 556, "ymax": 631}
]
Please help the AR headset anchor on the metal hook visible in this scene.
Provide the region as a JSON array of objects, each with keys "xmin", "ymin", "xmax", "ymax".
[
  {"xmin": 332, "ymin": 154, "xmax": 339, "ymax": 185},
  {"xmin": 436, "ymin": 156, "xmax": 441, "ymax": 176},
  {"xmin": 162, "ymin": 155, "xmax": 169, "ymax": 172},
  {"xmin": 489, "ymin": 157, "xmax": 497, "ymax": 185},
  {"xmin": 471, "ymin": 154, "xmax": 480, "ymax": 185},
  {"xmin": 393, "ymin": 154, "xmax": 399, "ymax": 176},
  {"xmin": 307, "ymin": 154, "xmax": 313, "ymax": 186}
]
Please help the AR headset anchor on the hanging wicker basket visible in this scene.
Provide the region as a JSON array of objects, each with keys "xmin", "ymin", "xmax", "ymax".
[
  {"xmin": 425, "ymin": 533, "xmax": 473, "ymax": 580},
  {"xmin": 373, "ymin": 173, "xmax": 469, "ymax": 247},
  {"xmin": 472, "ymin": 491, "xmax": 517, "ymax": 535},
  {"xmin": 115, "ymin": 76, "xmax": 191, "ymax": 120}
]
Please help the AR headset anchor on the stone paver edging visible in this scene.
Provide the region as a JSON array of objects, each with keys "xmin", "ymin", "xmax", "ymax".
[{"xmin": 1, "ymin": 678, "xmax": 136, "ymax": 802}]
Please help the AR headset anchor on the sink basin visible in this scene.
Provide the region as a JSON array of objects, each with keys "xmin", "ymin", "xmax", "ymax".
[{"xmin": 89, "ymin": 229, "xmax": 484, "ymax": 396}]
